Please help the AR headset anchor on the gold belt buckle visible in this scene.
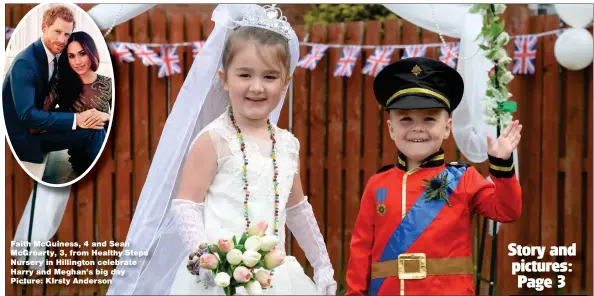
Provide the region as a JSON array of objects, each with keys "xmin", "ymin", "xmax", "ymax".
[{"xmin": 398, "ymin": 253, "xmax": 427, "ymax": 280}]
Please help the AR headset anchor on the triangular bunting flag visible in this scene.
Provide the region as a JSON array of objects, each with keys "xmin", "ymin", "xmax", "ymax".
[
  {"xmin": 296, "ymin": 45, "xmax": 329, "ymax": 70},
  {"xmin": 158, "ymin": 45, "xmax": 182, "ymax": 78},
  {"xmin": 362, "ymin": 46, "xmax": 394, "ymax": 76}
]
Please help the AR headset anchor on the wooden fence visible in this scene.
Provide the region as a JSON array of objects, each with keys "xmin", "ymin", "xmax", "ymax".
[{"xmin": 5, "ymin": 4, "xmax": 592, "ymax": 296}]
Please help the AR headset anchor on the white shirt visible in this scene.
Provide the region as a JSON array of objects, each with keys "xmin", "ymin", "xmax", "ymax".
[{"xmin": 41, "ymin": 41, "xmax": 76, "ymax": 130}]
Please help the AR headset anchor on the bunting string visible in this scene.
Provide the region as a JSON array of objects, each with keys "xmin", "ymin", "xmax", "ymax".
[{"xmin": 4, "ymin": 27, "xmax": 572, "ymax": 78}]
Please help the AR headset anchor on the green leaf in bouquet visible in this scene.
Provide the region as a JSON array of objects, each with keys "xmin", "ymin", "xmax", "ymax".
[
  {"xmin": 479, "ymin": 44, "xmax": 490, "ymax": 51},
  {"xmin": 232, "ymin": 235, "xmax": 237, "ymax": 245},
  {"xmin": 239, "ymin": 233, "xmax": 248, "ymax": 245},
  {"xmin": 491, "ymin": 20, "xmax": 505, "ymax": 37},
  {"xmin": 235, "ymin": 244, "xmax": 244, "ymax": 251},
  {"xmin": 214, "ymin": 245, "xmax": 225, "ymax": 262}
]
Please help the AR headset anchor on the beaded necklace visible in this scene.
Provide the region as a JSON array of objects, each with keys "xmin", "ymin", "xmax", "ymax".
[{"xmin": 228, "ymin": 106, "xmax": 280, "ymax": 236}]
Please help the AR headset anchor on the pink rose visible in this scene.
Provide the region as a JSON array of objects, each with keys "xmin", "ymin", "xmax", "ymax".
[
  {"xmin": 233, "ymin": 266, "xmax": 252, "ymax": 283},
  {"xmin": 255, "ymin": 269, "xmax": 272, "ymax": 289},
  {"xmin": 199, "ymin": 253, "xmax": 219, "ymax": 270},
  {"xmin": 264, "ymin": 247, "xmax": 285, "ymax": 270},
  {"xmin": 488, "ymin": 67, "xmax": 496, "ymax": 79},
  {"xmin": 218, "ymin": 238, "xmax": 234, "ymax": 253},
  {"xmin": 248, "ymin": 221, "xmax": 268, "ymax": 237}
]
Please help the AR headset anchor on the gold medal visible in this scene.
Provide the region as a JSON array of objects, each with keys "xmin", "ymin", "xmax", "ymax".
[{"xmin": 377, "ymin": 204, "xmax": 387, "ymax": 216}]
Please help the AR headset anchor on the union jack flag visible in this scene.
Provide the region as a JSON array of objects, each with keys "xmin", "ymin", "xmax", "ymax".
[
  {"xmin": 130, "ymin": 44, "xmax": 162, "ymax": 66},
  {"xmin": 193, "ymin": 41, "xmax": 205, "ymax": 58},
  {"xmin": 5, "ymin": 28, "xmax": 14, "ymax": 40},
  {"xmin": 296, "ymin": 45, "xmax": 329, "ymax": 70},
  {"xmin": 512, "ymin": 35, "xmax": 537, "ymax": 75},
  {"xmin": 362, "ymin": 46, "xmax": 394, "ymax": 77},
  {"xmin": 158, "ymin": 46, "xmax": 181, "ymax": 78},
  {"xmin": 333, "ymin": 46, "xmax": 361, "ymax": 77},
  {"xmin": 439, "ymin": 42, "xmax": 459, "ymax": 69},
  {"xmin": 401, "ymin": 45, "xmax": 427, "ymax": 59},
  {"xmin": 109, "ymin": 42, "xmax": 135, "ymax": 63}
]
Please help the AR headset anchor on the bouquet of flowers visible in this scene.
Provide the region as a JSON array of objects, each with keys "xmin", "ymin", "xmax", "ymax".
[{"xmin": 187, "ymin": 221, "xmax": 286, "ymax": 295}]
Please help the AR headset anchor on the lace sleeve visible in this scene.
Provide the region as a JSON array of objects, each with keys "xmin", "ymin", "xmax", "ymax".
[
  {"xmin": 286, "ymin": 198, "xmax": 337, "ymax": 295},
  {"xmin": 170, "ymin": 199, "xmax": 207, "ymax": 252}
]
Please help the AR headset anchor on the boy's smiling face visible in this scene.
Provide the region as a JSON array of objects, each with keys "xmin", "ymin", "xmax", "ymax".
[{"xmin": 387, "ymin": 108, "xmax": 452, "ymax": 163}]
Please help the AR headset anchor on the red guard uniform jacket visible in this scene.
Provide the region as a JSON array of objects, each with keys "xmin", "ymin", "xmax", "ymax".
[{"xmin": 346, "ymin": 148, "xmax": 522, "ymax": 295}]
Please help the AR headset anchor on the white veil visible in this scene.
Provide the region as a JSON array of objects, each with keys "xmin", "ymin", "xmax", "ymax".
[{"xmin": 106, "ymin": 4, "xmax": 300, "ymax": 295}]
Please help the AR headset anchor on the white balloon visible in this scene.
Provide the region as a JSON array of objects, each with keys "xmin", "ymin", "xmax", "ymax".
[
  {"xmin": 554, "ymin": 28, "xmax": 594, "ymax": 71},
  {"xmin": 554, "ymin": 4, "xmax": 593, "ymax": 28}
]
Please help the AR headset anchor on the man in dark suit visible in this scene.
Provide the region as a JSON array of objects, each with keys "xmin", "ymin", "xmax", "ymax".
[{"xmin": 3, "ymin": 5, "xmax": 106, "ymax": 166}]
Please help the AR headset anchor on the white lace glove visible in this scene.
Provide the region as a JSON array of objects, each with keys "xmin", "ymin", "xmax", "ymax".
[
  {"xmin": 286, "ymin": 197, "xmax": 337, "ymax": 295},
  {"xmin": 170, "ymin": 199, "xmax": 215, "ymax": 287}
]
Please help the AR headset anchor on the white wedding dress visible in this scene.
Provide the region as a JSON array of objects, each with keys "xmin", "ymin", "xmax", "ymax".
[{"xmin": 169, "ymin": 112, "xmax": 320, "ymax": 295}]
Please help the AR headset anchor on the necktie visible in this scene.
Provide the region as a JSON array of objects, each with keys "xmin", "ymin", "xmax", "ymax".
[{"xmin": 49, "ymin": 57, "xmax": 58, "ymax": 83}]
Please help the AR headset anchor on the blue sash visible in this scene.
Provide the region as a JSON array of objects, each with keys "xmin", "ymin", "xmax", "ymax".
[{"xmin": 370, "ymin": 166, "xmax": 467, "ymax": 296}]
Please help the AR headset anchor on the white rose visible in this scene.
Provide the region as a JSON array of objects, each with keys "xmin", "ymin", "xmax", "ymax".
[
  {"xmin": 214, "ymin": 272, "xmax": 231, "ymax": 288},
  {"xmin": 226, "ymin": 249, "xmax": 243, "ymax": 265},
  {"xmin": 245, "ymin": 280, "xmax": 263, "ymax": 295},
  {"xmin": 244, "ymin": 236, "xmax": 262, "ymax": 251},
  {"xmin": 497, "ymin": 56, "xmax": 512, "ymax": 66},
  {"xmin": 495, "ymin": 32, "xmax": 510, "ymax": 46},
  {"xmin": 499, "ymin": 71, "xmax": 514, "ymax": 85},
  {"xmin": 259, "ymin": 236, "xmax": 279, "ymax": 252},
  {"xmin": 242, "ymin": 250, "xmax": 262, "ymax": 268},
  {"xmin": 491, "ymin": 48, "xmax": 508, "ymax": 62}
]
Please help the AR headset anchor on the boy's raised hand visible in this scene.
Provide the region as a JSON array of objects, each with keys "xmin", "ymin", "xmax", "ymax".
[{"xmin": 487, "ymin": 120, "xmax": 522, "ymax": 160}]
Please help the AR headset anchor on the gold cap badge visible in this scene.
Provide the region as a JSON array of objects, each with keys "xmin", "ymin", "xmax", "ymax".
[{"xmin": 412, "ymin": 65, "xmax": 422, "ymax": 76}]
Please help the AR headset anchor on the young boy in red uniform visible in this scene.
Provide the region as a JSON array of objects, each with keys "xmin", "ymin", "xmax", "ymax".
[{"xmin": 346, "ymin": 57, "xmax": 523, "ymax": 296}]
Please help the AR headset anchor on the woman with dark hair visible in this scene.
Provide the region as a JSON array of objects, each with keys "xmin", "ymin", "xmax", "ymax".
[{"xmin": 57, "ymin": 31, "xmax": 112, "ymax": 174}]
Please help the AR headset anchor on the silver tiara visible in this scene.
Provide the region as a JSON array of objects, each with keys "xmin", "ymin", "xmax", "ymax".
[{"xmin": 233, "ymin": 4, "xmax": 294, "ymax": 40}]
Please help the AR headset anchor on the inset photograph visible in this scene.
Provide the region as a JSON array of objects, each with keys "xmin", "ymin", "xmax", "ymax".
[{"xmin": 3, "ymin": 3, "xmax": 114, "ymax": 186}]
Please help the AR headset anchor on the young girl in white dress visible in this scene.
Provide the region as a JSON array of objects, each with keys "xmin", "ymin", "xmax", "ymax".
[{"xmin": 106, "ymin": 4, "xmax": 336, "ymax": 295}]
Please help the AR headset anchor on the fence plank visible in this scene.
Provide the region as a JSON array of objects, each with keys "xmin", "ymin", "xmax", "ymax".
[
  {"xmin": 204, "ymin": 15, "xmax": 215, "ymax": 37},
  {"xmin": 290, "ymin": 25, "xmax": 309, "ymax": 268},
  {"xmin": 539, "ymin": 13, "xmax": 562, "ymax": 295},
  {"xmin": 184, "ymin": 13, "xmax": 202, "ymax": 77},
  {"xmin": 95, "ymin": 157, "xmax": 114, "ymax": 294},
  {"xmin": 307, "ymin": 25, "xmax": 327, "ymax": 278},
  {"xmin": 362, "ymin": 21, "xmax": 381, "ymax": 181},
  {"xmin": 585, "ymin": 62, "xmax": 593, "ymax": 295},
  {"xmin": 343, "ymin": 20, "xmax": 364, "ymax": 283},
  {"xmin": 380, "ymin": 19, "xmax": 401, "ymax": 165},
  {"xmin": 326, "ymin": 22, "xmax": 345, "ymax": 276},
  {"xmin": 563, "ymin": 58, "xmax": 585, "ymax": 295},
  {"xmin": 131, "ymin": 12, "xmax": 150, "ymax": 210},
  {"xmin": 149, "ymin": 9, "xmax": 168, "ymax": 160},
  {"xmin": 76, "ymin": 178, "xmax": 96, "ymax": 294},
  {"xmin": 169, "ymin": 10, "xmax": 186, "ymax": 109},
  {"xmin": 113, "ymin": 20, "xmax": 133, "ymax": 249},
  {"xmin": 56, "ymin": 191, "xmax": 76, "ymax": 295},
  {"xmin": 95, "ymin": 16, "xmax": 117, "ymax": 294}
]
